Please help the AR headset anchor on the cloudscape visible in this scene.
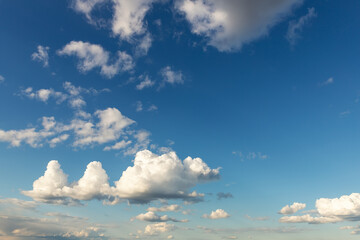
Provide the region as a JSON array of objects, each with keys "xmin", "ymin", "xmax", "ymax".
[{"xmin": 0, "ymin": 1, "xmax": 360, "ymax": 239}]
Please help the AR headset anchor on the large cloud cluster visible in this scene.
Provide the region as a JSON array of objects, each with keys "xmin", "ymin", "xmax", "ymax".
[{"xmin": 23, "ymin": 150, "xmax": 220, "ymax": 204}]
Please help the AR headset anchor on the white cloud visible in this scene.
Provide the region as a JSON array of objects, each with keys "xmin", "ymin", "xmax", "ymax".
[
  {"xmin": 286, "ymin": 7, "xmax": 317, "ymax": 46},
  {"xmin": 23, "ymin": 149, "xmax": 220, "ymax": 204},
  {"xmin": 136, "ymin": 33, "xmax": 153, "ymax": 56},
  {"xmin": 57, "ymin": 41, "xmax": 134, "ymax": 78},
  {"xmin": 103, "ymin": 140, "xmax": 132, "ymax": 151},
  {"xmin": 143, "ymin": 222, "xmax": 175, "ymax": 236},
  {"xmin": 280, "ymin": 193, "xmax": 360, "ymax": 226},
  {"xmin": 31, "ymin": 45, "xmax": 50, "ymax": 67},
  {"xmin": 136, "ymin": 101, "xmax": 143, "ymax": 112},
  {"xmin": 0, "ymin": 75, "xmax": 5, "ymax": 83},
  {"xmin": 176, "ymin": 0, "xmax": 302, "ymax": 52},
  {"xmin": 136, "ymin": 75, "xmax": 155, "ymax": 90},
  {"xmin": 134, "ymin": 211, "xmax": 188, "ymax": 222},
  {"xmin": 340, "ymin": 225, "xmax": 360, "ymax": 235},
  {"xmin": 279, "ymin": 202, "xmax": 306, "ymax": 215},
  {"xmin": 203, "ymin": 209, "xmax": 230, "ymax": 219},
  {"xmin": 72, "ymin": 0, "xmax": 107, "ymax": 20},
  {"xmin": 0, "ymin": 198, "xmax": 37, "ymax": 210},
  {"xmin": 148, "ymin": 104, "xmax": 158, "ymax": 111},
  {"xmin": 160, "ymin": 66, "xmax": 184, "ymax": 87},
  {"xmin": 147, "ymin": 204, "xmax": 181, "ymax": 212},
  {"xmin": 111, "ymin": 0, "xmax": 156, "ymax": 40}
]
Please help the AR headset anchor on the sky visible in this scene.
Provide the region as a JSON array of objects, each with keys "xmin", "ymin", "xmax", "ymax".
[{"xmin": 0, "ymin": 0, "xmax": 360, "ymax": 239}]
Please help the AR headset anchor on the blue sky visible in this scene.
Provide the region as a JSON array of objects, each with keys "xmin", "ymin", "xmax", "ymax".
[{"xmin": 0, "ymin": 0, "xmax": 360, "ymax": 239}]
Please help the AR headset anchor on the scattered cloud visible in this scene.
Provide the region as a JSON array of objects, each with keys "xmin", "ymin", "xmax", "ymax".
[
  {"xmin": 136, "ymin": 101, "xmax": 143, "ymax": 112},
  {"xmin": 160, "ymin": 66, "xmax": 184, "ymax": 88},
  {"xmin": 286, "ymin": 7, "xmax": 317, "ymax": 46},
  {"xmin": 136, "ymin": 75, "xmax": 155, "ymax": 90},
  {"xmin": 147, "ymin": 204, "xmax": 181, "ymax": 212},
  {"xmin": 340, "ymin": 225, "xmax": 360, "ymax": 235},
  {"xmin": 103, "ymin": 140, "xmax": 132, "ymax": 151},
  {"xmin": 143, "ymin": 222, "xmax": 176, "ymax": 236},
  {"xmin": 0, "ymin": 75, "xmax": 5, "ymax": 83},
  {"xmin": 176, "ymin": 0, "xmax": 302, "ymax": 52},
  {"xmin": 280, "ymin": 193, "xmax": 360, "ymax": 227},
  {"xmin": 245, "ymin": 215, "xmax": 269, "ymax": 221},
  {"xmin": 31, "ymin": 45, "xmax": 50, "ymax": 67},
  {"xmin": 22, "ymin": 149, "xmax": 220, "ymax": 204},
  {"xmin": 133, "ymin": 211, "xmax": 188, "ymax": 222},
  {"xmin": 203, "ymin": 209, "xmax": 230, "ymax": 219},
  {"xmin": 279, "ymin": 202, "xmax": 306, "ymax": 215},
  {"xmin": 58, "ymin": 41, "xmax": 134, "ymax": 78},
  {"xmin": 72, "ymin": 0, "xmax": 107, "ymax": 21},
  {"xmin": 217, "ymin": 192, "xmax": 233, "ymax": 200},
  {"xmin": 232, "ymin": 151, "xmax": 268, "ymax": 161}
]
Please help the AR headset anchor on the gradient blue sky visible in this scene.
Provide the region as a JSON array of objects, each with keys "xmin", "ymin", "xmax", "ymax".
[{"xmin": 0, "ymin": 0, "xmax": 360, "ymax": 239}]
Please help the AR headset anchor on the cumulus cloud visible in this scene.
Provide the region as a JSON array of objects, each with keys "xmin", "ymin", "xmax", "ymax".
[
  {"xmin": 279, "ymin": 202, "xmax": 306, "ymax": 215},
  {"xmin": 176, "ymin": 0, "xmax": 302, "ymax": 52},
  {"xmin": 31, "ymin": 45, "xmax": 50, "ymax": 67},
  {"xmin": 280, "ymin": 193, "xmax": 360, "ymax": 226},
  {"xmin": 286, "ymin": 7, "xmax": 317, "ymax": 46},
  {"xmin": 160, "ymin": 66, "xmax": 184, "ymax": 87},
  {"xmin": 58, "ymin": 41, "xmax": 134, "ymax": 78},
  {"xmin": 203, "ymin": 209, "xmax": 230, "ymax": 219},
  {"xmin": 134, "ymin": 211, "xmax": 188, "ymax": 222},
  {"xmin": 111, "ymin": 0, "xmax": 157, "ymax": 40},
  {"xmin": 23, "ymin": 150, "xmax": 220, "ymax": 205},
  {"xmin": 143, "ymin": 222, "xmax": 176, "ymax": 236},
  {"xmin": 147, "ymin": 204, "xmax": 181, "ymax": 212}
]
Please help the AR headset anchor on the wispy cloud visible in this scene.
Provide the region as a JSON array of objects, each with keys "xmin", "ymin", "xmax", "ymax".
[{"xmin": 286, "ymin": 8, "xmax": 317, "ymax": 46}]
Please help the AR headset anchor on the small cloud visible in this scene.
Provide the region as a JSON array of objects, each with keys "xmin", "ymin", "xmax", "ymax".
[
  {"xmin": 0, "ymin": 75, "xmax": 5, "ymax": 83},
  {"xmin": 136, "ymin": 75, "xmax": 155, "ymax": 90},
  {"xmin": 203, "ymin": 209, "xmax": 230, "ymax": 219},
  {"xmin": 136, "ymin": 101, "xmax": 143, "ymax": 112},
  {"xmin": 286, "ymin": 8, "xmax": 317, "ymax": 46},
  {"xmin": 31, "ymin": 45, "xmax": 50, "ymax": 67},
  {"xmin": 159, "ymin": 66, "xmax": 184, "ymax": 88},
  {"xmin": 320, "ymin": 77, "xmax": 334, "ymax": 86},
  {"xmin": 279, "ymin": 202, "xmax": 306, "ymax": 215},
  {"xmin": 148, "ymin": 104, "xmax": 158, "ymax": 111},
  {"xmin": 217, "ymin": 192, "xmax": 233, "ymax": 200},
  {"xmin": 339, "ymin": 110, "xmax": 351, "ymax": 118},
  {"xmin": 233, "ymin": 151, "xmax": 268, "ymax": 161}
]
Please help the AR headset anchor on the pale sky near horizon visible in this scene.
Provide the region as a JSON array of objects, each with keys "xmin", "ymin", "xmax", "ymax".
[{"xmin": 1, "ymin": 0, "xmax": 360, "ymax": 239}]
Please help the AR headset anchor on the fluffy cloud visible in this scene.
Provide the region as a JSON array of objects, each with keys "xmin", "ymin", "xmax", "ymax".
[
  {"xmin": 72, "ymin": 0, "xmax": 106, "ymax": 20},
  {"xmin": 203, "ymin": 209, "xmax": 230, "ymax": 219},
  {"xmin": 160, "ymin": 66, "xmax": 184, "ymax": 87},
  {"xmin": 143, "ymin": 222, "xmax": 175, "ymax": 236},
  {"xmin": 280, "ymin": 193, "xmax": 360, "ymax": 226},
  {"xmin": 103, "ymin": 140, "xmax": 132, "ymax": 151},
  {"xmin": 23, "ymin": 150, "xmax": 220, "ymax": 205},
  {"xmin": 58, "ymin": 41, "xmax": 134, "ymax": 78},
  {"xmin": 176, "ymin": 0, "xmax": 302, "ymax": 52},
  {"xmin": 286, "ymin": 7, "xmax": 317, "ymax": 46},
  {"xmin": 279, "ymin": 202, "xmax": 306, "ymax": 215},
  {"xmin": 134, "ymin": 211, "xmax": 188, "ymax": 222},
  {"xmin": 111, "ymin": 0, "xmax": 156, "ymax": 40},
  {"xmin": 31, "ymin": 45, "xmax": 50, "ymax": 67},
  {"xmin": 136, "ymin": 75, "xmax": 155, "ymax": 90},
  {"xmin": 147, "ymin": 204, "xmax": 181, "ymax": 212}
]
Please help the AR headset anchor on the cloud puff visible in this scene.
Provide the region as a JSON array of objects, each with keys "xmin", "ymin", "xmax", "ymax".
[
  {"xmin": 280, "ymin": 193, "xmax": 360, "ymax": 226},
  {"xmin": 279, "ymin": 202, "xmax": 306, "ymax": 215},
  {"xmin": 134, "ymin": 211, "xmax": 188, "ymax": 222},
  {"xmin": 176, "ymin": 0, "xmax": 301, "ymax": 52},
  {"xmin": 147, "ymin": 204, "xmax": 181, "ymax": 212},
  {"xmin": 143, "ymin": 222, "xmax": 176, "ymax": 236},
  {"xmin": 136, "ymin": 75, "xmax": 155, "ymax": 90},
  {"xmin": 23, "ymin": 150, "xmax": 220, "ymax": 205},
  {"xmin": 160, "ymin": 66, "xmax": 184, "ymax": 87},
  {"xmin": 286, "ymin": 7, "xmax": 317, "ymax": 46},
  {"xmin": 203, "ymin": 209, "xmax": 230, "ymax": 219},
  {"xmin": 31, "ymin": 45, "xmax": 50, "ymax": 67},
  {"xmin": 58, "ymin": 41, "xmax": 134, "ymax": 78}
]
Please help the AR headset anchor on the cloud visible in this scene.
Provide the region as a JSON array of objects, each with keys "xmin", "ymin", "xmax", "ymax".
[
  {"xmin": 176, "ymin": 0, "xmax": 302, "ymax": 52},
  {"xmin": 0, "ymin": 107, "xmax": 135, "ymax": 149},
  {"xmin": 134, "ymin": 211, "xmax": 188, "ymax": 222},
  {"xmin": 23, "ymin": 149, "xmax": 220, "ymax": 205},
  {"xmin": 286, "ymin": 7, "xmax": 317, "ymax": 46},
  {"xmin": 136, "ymin": 101, "xmax": 143, "ymax": 112},
  {"xmin": 103, "ymin": 140, "xmax": 132, "ymax": 151},
  {"xmin": 136, "ymin": 33, "xmax": 153, "ymax": 56},
  {"xmin": 31, "ymin": 45, "xmax": 50, "ymax": 67},
  {"xmin": 0, "ymin": 75, "xmax": 5, "ymax": 83},
  {"xmin": 148, "ymin": 104, "xmax": 158, "ymax": 111},
  {"xmin": 58, "ymin": 41, "xmax": 134, "ymax": 78},
  {"xmin": 147, "ymin": 204, "xmax": 181, "ymax": 212},
  {"xmin": 203, "ymin": 209, "xmax": 230, "ymax": 219},
  {"xmin": 279, "ymin": 193, "xmax": 360, "ymax": 226},
  {"xmin": 160, "ymin": 66, "xmax": 184, "ymax": 87},
  {"xmin": 143, "ymin": 222, "xmax": 176, "ymax": 236},
  {"xmin": 245, "ymin": 215, "xmax": 269, "ymax": 221},
  {"xmin": 111, "ymin": 0, "xmax": 156, "ymax": 40},
  {"xmin": 72, "ymin": 0, "xmax": 107, "ymax": 20},
  {"xmin": 232, "ymin": 151, "xmax": 268, "ymax": 161},
  {"xmin": 319, "ymin": 77, "xmax": 334, "ymax": 86},
  {"xmin": 279, "ymin": 202, "xmax": 306, "ymax": 215},
  {"xmin": 217, "ymin": 192, "xmax": 233, "ymax": 200},
  {"xmin": 340, "ymin": 225, "xmax": 360, "ymax": 235},
  {"xmin": 136, "ymin": 75, "xmax": 155, "ymax": 90},
  {"xmin": 0, "ymin": 198, "xmax": 37, "ymax": 210}
]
